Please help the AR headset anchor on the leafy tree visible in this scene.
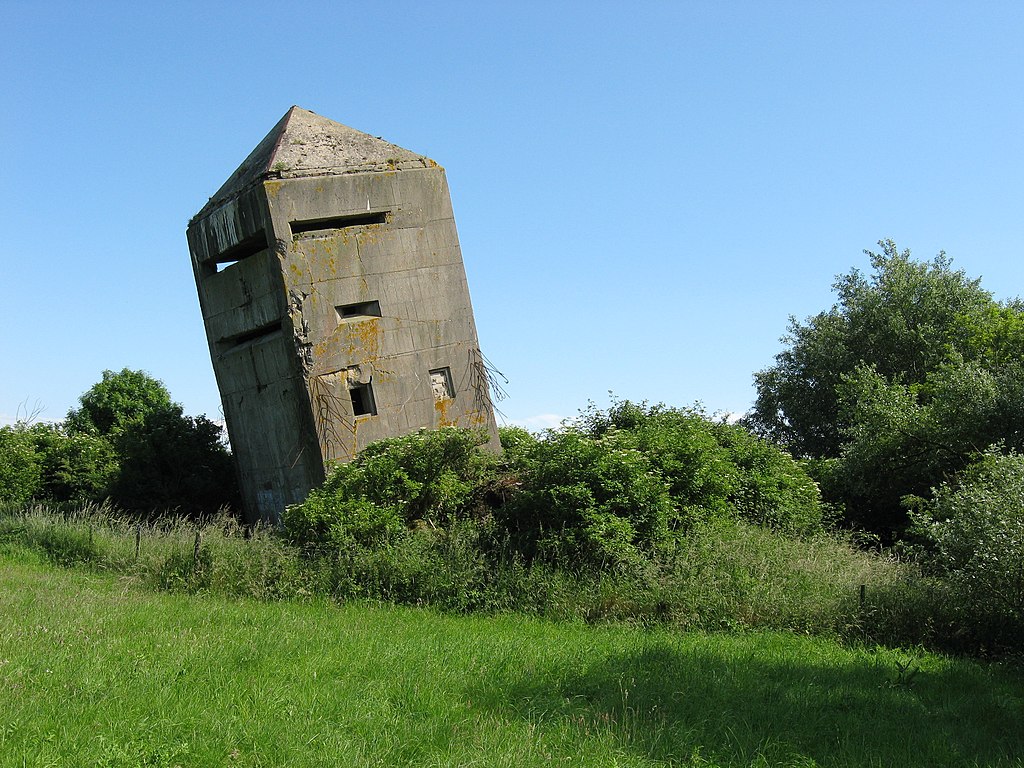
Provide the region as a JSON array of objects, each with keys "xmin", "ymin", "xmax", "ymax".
[
  {"xmin": 108, "ymin": 405, "xmax": 237, "ymax": 517},
  {"xmin": 57, "ymin": 369, "xmax": 238, "ymax": 516},
  {"xmin": 819, "ymin": 359, "xmax": 1024, "ymax": 534},
  {"xmin": 748, "ymin": 240, "xmax": 999, "ymax": 458},
  {"xmin": 66, "ymin": 368, "xmax": 174, "ymax": 437},
  {"xmin": 0, "ymin": 371, "xmax": 235, "ymax": 514},
  {"xmin": 748, "ymin": 240, "xmax": 1024, "ymax": 536}
]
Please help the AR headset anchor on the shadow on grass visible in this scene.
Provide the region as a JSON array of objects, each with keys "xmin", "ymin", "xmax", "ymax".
[{"xmin": 470, "ymin": 634, "xmax": 1024, "ymax": 767}]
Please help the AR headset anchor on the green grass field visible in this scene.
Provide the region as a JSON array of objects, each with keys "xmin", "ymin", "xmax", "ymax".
[{"xmin": 2, "ymin": 546, "xmax": 1022, "ymax": 768}]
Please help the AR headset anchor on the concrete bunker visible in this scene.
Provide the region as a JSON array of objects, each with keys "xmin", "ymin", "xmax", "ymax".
[{"xmin": 187, "ymin": 106, "xmax": 500, "ymax": 523}]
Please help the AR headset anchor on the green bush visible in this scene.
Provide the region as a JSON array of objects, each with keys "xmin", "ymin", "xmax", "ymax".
[
  {"xmin": 288, "ymin": 407, "xmax": 823, "ymax": 571},
  {"xmin": 497, "ymin": 425, "xmax": 537, "ymax": 463},
  {"xmin": 283, "ymin": 428, "xmax": 497, "ymax": 550},
  {"xmin": 0, "ymin": 424, "xmax": 42, "ymax": 504},
  {"xmin": 577, "ymin": 400, "xmax": 823, "ymax": 534},
  {"xmin": 501, "ymin": 428, "xmax": 674, "ymax": 570},
  {"xmin": 579, "ymin": 401, "xmax": 736, "ymax": 528},
  {"xmin": 909, "ymin": 450, "xmax": 1024, "ymax": 651},
  {"xmin": 28, "ymin": 423, "xmax": 118, "ymax": 503},
  {"xmin": 712, "ymin": 424, "xmax": 823, "ymax": 534}
]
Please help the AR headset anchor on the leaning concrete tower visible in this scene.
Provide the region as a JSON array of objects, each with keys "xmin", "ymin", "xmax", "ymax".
[{"xmin": 187, "ymin": 107, "xmax": 499, "ymax": 522}]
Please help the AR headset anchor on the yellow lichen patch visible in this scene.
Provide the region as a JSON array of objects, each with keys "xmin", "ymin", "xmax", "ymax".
[
  {"xmin": 351, "ymin": 318, "xmax": 381, "ymax": 357},
  {"xmin": 264, "ymin": 180, "xmax": 283, "ymax": 198},
  {"xmin": 312, "ymin": 339, "xmax": 330, "ymax": 359},
  {"xmin": 354, "ymin": 226, "xmax": 382, "ymax": 247},
  {"xmin": 329, "ymin": 317, "xmax": 382, "ymax": 361},
  {"xmin": 434, "ymin": 396, "xmax": 455, "ymax": 427}
]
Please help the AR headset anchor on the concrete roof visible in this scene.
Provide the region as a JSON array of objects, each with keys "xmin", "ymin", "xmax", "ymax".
[{"xmin": 198, "ymin": 106, "xmax": 435, "ymax": 216}]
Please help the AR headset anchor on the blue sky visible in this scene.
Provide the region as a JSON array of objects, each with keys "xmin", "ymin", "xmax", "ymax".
[{"xmin": 3, "ymin": 1, "xmax": 1023, "ymax": 430}]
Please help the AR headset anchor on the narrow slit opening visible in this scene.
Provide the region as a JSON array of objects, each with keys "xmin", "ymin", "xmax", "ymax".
[
  {"xmin": 291, "ymin": 211, "xmax": 388, "ymax": 239},
  {"xmin": 218, "ymin": 321, "xmax": 282, "ymax": 353},
  {"xmin": 207, "ymin": 231, "xmax": 269, "ymax": 274},
  {"xmin": 336, "ymin": 300, "xmax": 382, "ymax": 322}
]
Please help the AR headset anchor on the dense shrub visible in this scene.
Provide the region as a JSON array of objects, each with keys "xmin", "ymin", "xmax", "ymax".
[
  {"xmin": 0, "ymin": 424, "xmax": 42, "ymax": 503},
  {"xmin": 496, "ymin": 425, "xmax": 537, "ymax": 463},
  {"xmin": 579, "ymin": 401, "xmax": 736, "ymax": 528},
  {"xmin": 712, "ymin": 424, "xmax": 824, "ymax": 534},
  {"xmin": 577, "ymin": 400, "xmax": 824, "ymax": 534},
  {"xmin": 287, "ymin": 403, "xmax": 823, "ymax": 573},
  {"xmin": 907, "ymin": 451, "xmax": 1024, "ymax": 651},
  {"xmin": 282, "ymin": 428, "xmax": 498, "ymax": 550},
  {"xmin": 500, "ymin": 428, "xmax": 674, "ymax": 570},
  {"xmin": 28, "ymin": 423, "xmax": 118, "ymax": 503}
]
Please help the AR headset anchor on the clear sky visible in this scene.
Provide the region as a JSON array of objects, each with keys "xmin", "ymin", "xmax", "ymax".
[{"xmin": 3, "ymin": 1, "xmax": 1023, "ymax": 430}]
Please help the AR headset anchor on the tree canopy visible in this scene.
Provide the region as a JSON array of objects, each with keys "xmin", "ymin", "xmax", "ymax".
[
  {"xmin": 65, "ymin": 368, "xmax": 175, "ymax": 437},
  {"xmin": 749, "ymin": 241, "xmax": 1024, "ymax": 535},
  {"xmin": 1, "ymin": 369, "xmax": 237, "ymax": 516}
]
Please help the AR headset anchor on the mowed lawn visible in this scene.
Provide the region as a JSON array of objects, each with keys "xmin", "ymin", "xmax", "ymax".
[{"xmin": 1, "ymin": 548, "xmax": 1021, "ymax": 768}]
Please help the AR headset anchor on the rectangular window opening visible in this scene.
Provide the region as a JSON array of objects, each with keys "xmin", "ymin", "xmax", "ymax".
[
  {"xmin": 429, "ymin": 367, "xmax": 454, "ymax": 401},
  {"xmin": 218, "ymin": 321, "xmax": 282, "ymax": 353},
  {"xmin": 336, "ymin": 300, "xmax": 382, "ymax": 322},
  {"xmin": 291, "ymin": 211, "xmax": 388, "ymax": 239},
  {"xmin": 207, "ymin": 231, "xmax": 269, "ymax": 274},
  {"xmin": 350, "ymin": 382, "xmax": 377, "ymax": 417}
]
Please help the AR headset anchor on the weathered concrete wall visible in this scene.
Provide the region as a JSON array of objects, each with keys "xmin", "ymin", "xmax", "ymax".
[{"xmin": 187, "ymin": 107, "xmax": 499, "ymax": 522}]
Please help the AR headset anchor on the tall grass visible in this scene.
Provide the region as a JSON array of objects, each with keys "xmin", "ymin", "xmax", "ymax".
[
  {"xmin": 0, "ymin": 503, "xmax": 321, "ymax": 599},
  {"xmin": 0, "ymin": 502, "xmax": 948, "ymax": 653},
  {"xmin": 1, "ymin": 551, "xmax": 1022, "ymax": 767}
]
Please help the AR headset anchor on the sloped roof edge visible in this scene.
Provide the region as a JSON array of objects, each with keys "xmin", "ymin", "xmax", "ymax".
[{"xmin": 194, "ymin": 107, "xmax": 435, "ymax": 219}]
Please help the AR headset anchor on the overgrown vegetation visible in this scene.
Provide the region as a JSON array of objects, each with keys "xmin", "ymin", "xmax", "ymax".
[
  {"xmin": 0, "ymin": 368, "xmax": 237, "ymax": 516},
  {"xmin": 0, "ymin": 501, "xmax": 940, "ymax": 649},
  {"xmin": 748, "ymin": 241, "xmax": 1024, "ymax": 539},
  {"xmin": 3, "ymin": 241, "xmax": 1024, "ymax": 660},
  {"xmin": 284, "ymin": 402, "xmax": 824, "ymax": 575}
]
